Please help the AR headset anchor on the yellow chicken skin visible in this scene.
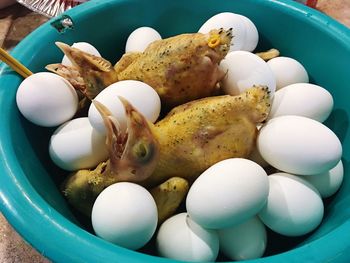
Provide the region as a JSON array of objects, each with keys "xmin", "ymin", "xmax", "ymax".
[
  {"xmin": 48, "ymin": 28, "xmax": 232, "ymax": 108},
  {"xmin": 150, "ymin": 177, "xmax": 189, "ymax": 224},
  {"xmin": 116, "ymin": 28, "xmax": 232, "ymax": 108},
  {"xmin": 143, "ymin": 85, "xmax": 271, "ymax": 187},
  {"xmin": 62, "ymin": 86, "xmax": 270, "ymax": 216}
]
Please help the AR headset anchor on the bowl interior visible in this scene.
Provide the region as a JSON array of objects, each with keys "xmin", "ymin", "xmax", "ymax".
[{"xmin": 1, "ymin": 0, "xmax": 350, "ymax": 262}]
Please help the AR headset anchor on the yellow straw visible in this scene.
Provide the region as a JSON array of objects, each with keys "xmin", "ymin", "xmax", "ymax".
[{"xmin": 0, "ymin": 47, "xmax": 33, "ymax": 78}]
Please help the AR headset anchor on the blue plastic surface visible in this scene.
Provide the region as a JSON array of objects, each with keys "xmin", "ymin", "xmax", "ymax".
[{"xmin": 1, "ymin": 0, "xmax": 350, "ymax": 262}]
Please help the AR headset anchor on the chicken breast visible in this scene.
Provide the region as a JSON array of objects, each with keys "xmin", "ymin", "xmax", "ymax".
[{"xmin": 145, "ymin": 85, "xmax": 271, "ymax": 186}]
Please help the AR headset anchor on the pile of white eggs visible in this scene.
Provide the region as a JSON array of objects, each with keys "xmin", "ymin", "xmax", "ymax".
[{"xmin": 15, "ymin": 11, "xmax": 343, "ymax": 262}]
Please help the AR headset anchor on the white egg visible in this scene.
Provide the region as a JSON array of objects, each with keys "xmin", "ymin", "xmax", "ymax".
[
  {"xmin": 125, "ymin": 27, "xmax": 162, "ymax": 52},
  {"xmin": 258, "ymin": 173, "xmax": 324, "ymax": 236},
  {"xmin": 62, "ymin": 42, "xmax": 101, "ymax": 67},
  {"xmin": 88, "ymin": 80, "xmax": 161, "ymax": 134},
  {"xmin": 91, "ymin": 182, "xmax": 158, "ymax": 250},
  {"xmin": 16, "ymin": 72, "xmax": 78, "ymax": 127},
  {"xmin": 220, "ymin": 51, "xmax": 276, "ymax": 96},
  {"xmin": 268, "ymin": 83, "xmax": 334, "ymax": 122},
  {"xmin": 237, "ymin": 15, "xmax": 259, "ymax": 52},
  {"xmin": 258, "ymin": 115, "xmax": 342, "ymax": 175},
  {"xmin": 267, "ymin": 56, "xmax": 309, "ymax": 90},
  {"xmin": 49, "ymin": 117, "xmax": 108, "ymax": 171},
  {"xmin": 302, "ymin": 160, "xmax": 344, "ymax": 198},
  {"xmin": 156, "ymin": 213, "xmax": 219, "ymax": 262},
  {"xmin": 186, "ymin": 158, "xmax": 269, "ymax": 229},
  {"xmin": 218, "ymin": 216, "xmax": 267, "ymax": 260},
  {"xmin": 198, "ymin": 12, "xmax": 247, "ymax": 52}
]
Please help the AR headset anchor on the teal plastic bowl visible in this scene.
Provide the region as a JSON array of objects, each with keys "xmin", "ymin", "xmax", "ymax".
[{"xmin": 1, "ymin": 0, "xmax": 350, "ymax": 262}]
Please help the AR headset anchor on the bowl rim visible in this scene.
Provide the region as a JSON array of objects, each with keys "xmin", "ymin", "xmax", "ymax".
[{"xmin": 1, "ymin": 0, "xmax": 350, "ymax": 262}]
